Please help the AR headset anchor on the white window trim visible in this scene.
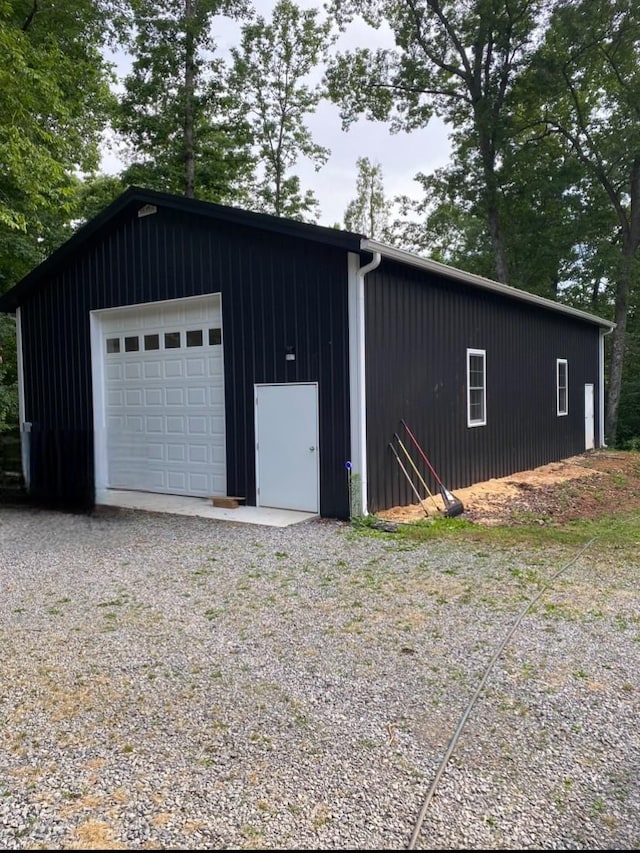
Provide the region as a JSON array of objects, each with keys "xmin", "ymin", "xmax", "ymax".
[
  {"xmin": 557, "ymin": 358, "xmax": 568, "ymax": 416},
  {"xmin": 467, "ymin": 348, "xmax": 487, "ymax": 427}
]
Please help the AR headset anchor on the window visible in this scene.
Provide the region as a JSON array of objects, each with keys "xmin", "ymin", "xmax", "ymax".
[
  {"xmin": 164, "ymin": 331, "xmax": 181, "ymax": 349},
  {"xmin": 144, "ymin": 334, "xmax": 160, "ymax": 351},
  {"xmin": 124, "ymin": 336, "xmax": 139, "ymax": 352},
  {"xmin": 209, "ymin": 327, "xmax": 222, "ymax": 345},
  {"xmin": 467, "ymin": 348, "xmax": 486, "ymax": 427},
  {"xmin": 186, "ymin": 329, "xmax": 203, "ymax": 347},
  {"xmin": 106, "ymin": 338, "xmax": 120, "ymax": 354},
  {"xmin": 557, "ymin": 359, "xmax": 568, "ymax": 415}
]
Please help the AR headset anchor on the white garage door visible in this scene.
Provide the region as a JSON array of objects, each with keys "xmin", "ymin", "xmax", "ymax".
[{"xmin": 99, "ymin": 295, "xmax": 226, "ymax": 497}]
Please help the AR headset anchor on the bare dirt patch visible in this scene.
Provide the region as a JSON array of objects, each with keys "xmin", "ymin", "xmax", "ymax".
[{"xmin": 378, "ymin": 449, "xmax": 640, "ymax": 527}]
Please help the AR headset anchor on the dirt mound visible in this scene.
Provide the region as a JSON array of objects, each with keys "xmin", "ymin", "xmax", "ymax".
[{"xmin": 378, "ymin": 450, "xmax": 640, "ymax": 527}]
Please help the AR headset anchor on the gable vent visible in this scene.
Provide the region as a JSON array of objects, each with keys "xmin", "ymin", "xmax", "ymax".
[{"xmin": 137, "ymin": 204, "xmax": 158, "ymax": 218}]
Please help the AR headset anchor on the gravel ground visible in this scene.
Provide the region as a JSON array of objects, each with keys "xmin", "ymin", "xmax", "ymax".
[{"xmin": 0, "ymin": 505, "xmax": 639, "ymax": 851}]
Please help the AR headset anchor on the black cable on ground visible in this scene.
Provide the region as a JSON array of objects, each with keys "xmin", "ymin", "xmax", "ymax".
[{"xmin": 407, "ymin": 536, "xmax": 598, "ymax": 850}]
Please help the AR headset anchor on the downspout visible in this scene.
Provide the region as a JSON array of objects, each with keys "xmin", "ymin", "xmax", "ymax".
[
  {"xmin": 599, "ymin": 325, "xmax": 614, "ymax": 447},
  {"xmin": 357, "ymin": 250, "xmax": 381, "ymax": 515},
  {"xmin": 15, "ymin": 307, "xmax": 30, "ymax": 491}
]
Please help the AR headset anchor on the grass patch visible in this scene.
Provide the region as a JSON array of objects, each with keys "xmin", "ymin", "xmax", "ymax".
[{"xmin": 369, "ymin": 510, "xmax": 640, "ymax": 555}]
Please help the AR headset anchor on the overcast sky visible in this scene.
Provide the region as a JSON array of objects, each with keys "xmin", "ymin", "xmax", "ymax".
[{"xmin": 103, "ymin": 1, "xmax": 452, "ymax": 227}]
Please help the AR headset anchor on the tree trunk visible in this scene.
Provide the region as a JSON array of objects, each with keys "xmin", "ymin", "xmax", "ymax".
[
  {"xmin": 605, "ymin": 247, "xmax": 633, "ymax": 445},
  {"xmin": 274, "ymin": 163, "xmax": 282, "ymax": 216},
  {"xmin": 487, "ymin": 197, "xmax": 510, "ymax": 284},
  {"xmin": 183, "ymin": 0, "xmax": 196, "ymax": 199},
  {"xmin": 605, "ymin": 156, "xmax": 640, "ymax": 445},
  {"xmin": 479, "ymin": 132, "xmax": 510, "ymax": 284}
]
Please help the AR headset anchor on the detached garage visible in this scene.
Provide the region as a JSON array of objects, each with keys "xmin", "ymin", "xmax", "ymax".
[{"xmin": 0, "ymin": 186, "xmax": 614, "ymax": 519}]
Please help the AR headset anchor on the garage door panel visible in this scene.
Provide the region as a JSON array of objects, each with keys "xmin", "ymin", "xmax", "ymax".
[
  {"xmin": 144, "ymin": 388, "xmax": 163, "ymax": 405},
  {"xmin": 125, "ymin": 416, "xmax": 143, "ymax": 431},
  {"xmin": 166, "ymin": 387, "xmax": 184, "ymax": 405},
  {"xmin": 143, "ymin": 362, "xmax": 163, "ymax": 379},
  {"xmin": 187, "ymin": 416, "xmax": 207, "ymax": 434},
  {"xmin": 189, "ymin": 472, "xmax": 210, "ymax": 491},
  {"xmin": 167, "ymin": 471, "xmax": 187, "ymax": 490},
  {"xmin": 166, "ymin": 416, "xmax": 185, "ymax": 433},
  {"xmin": 187, "ymin": 387, "xmax": 207, "ymax": 406},
  {"xmin": 124, "ymin": 363, "xmax": 142, "ymax": 380},
  {"xmin": 208, "ymin": 355, "xmax": 223, "ymax": 374},
  {"xmin": 186, "ymin": 358, "xmax": 206, "ymax": 376},
  {"xmin": 107, "ymin": 415, "xmax": 124, "ymax": 430},
  {"xmin": 145, "ymin": 416, "xmax": 163, "ymax": 432},
  {"xmin": 188, "ymin": 445, "xmax": 208, "ymax": 463},
  {"xmin": 167, "ymin": 444, "xmax": 186, "ymax": 461},
  {"xmin": 101, "ymin": 295, "xmax": 226, "ymax": 498},
  {"xmin": 106, "ymin": 363, "xmax": 122, "ymax": 381},
  {"xmin": 144, "ymin": 469, "xmax": 166, "ymax": 490}
]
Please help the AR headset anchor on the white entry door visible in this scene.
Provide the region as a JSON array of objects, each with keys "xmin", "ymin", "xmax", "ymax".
[
  {"xmin": 584, "ymin": 383, "xmax": 595, "ymax": 450},
  {"xmin": 255, "ymin": 383, "xmax": 319, "ymax": 512}
]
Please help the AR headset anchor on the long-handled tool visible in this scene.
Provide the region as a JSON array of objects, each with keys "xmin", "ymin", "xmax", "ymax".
[
  {"xmin": 394, "ymin": 433, "xmax": 442, "ymax": 515},
  {"xmin": 388, "ymin": 442, "xmax": 430, "ymax": 518},
  {"xmin": 400, "ymin": 420, "xmax": 464, "ymax": 518}
]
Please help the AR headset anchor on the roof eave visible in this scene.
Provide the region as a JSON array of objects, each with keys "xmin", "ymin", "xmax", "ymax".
[
  {"xmin": 0, "ymin": 187, "xmax": 364, "ymax": 313},
  {"xmin": 361, "ymin": 238, "xmax": 616, "ymax": 330}
]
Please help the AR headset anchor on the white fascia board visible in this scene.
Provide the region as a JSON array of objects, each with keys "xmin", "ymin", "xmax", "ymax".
[{"xmin": 361, "ymin": 239, "xmax": 616, "ymax": 330}]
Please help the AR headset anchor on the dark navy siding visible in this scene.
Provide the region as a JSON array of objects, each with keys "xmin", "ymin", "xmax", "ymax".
[
  {"xmin": 365, "ymin": 260, "xmax": 601, "ymax": 513},
  {"xmin": 19, "ymin": 207, "xmax": 351, "ymax": 517}
]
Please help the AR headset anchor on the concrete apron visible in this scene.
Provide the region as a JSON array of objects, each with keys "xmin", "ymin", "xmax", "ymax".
[{"xmin": 96, "ymin": 489, "xmax": 318, "ymax": 528}]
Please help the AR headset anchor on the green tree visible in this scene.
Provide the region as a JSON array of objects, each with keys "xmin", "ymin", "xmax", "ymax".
[
  {"xmin": 398, "ymin": 128, "xmax": 615, "ymax": 303},
  {"xmin": 72, "ymin": 174, "xmax": 129, "ymax": 226},
  {"xmin": 522, "ymin": 0, "xmax": 640, "ymax": 444},
  {"xmin": 0, "ymin": 1, "xmax": 118, "ymax": 433},
  {"xmin": 0, "ymin": 0, "xmax": 116, "ymax": 285},
  {"xmin": 325, "ymin": 0, "xmax": 545, "ymax": 283},
  {"xmin": 115, "ymin": 0, "xmax": 252, "ymax": 202},
  {"xmin": 229, "ymin": 0, "xmax": 334, "ymax": 220},
  {"xmin": 344, "ymin": 157, "xmax": 390, "ymax": 238},
  {"xmin": 0, "ymin": 315, "xmax": 18, "ymax": 433}
]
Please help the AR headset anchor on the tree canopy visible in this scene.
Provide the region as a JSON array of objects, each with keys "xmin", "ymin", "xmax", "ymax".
[
  {"xmin": 228, "ymin": 0, "xmax": 334, "ymax": 219},
  {"xmin": 344, "ymin": 157, "xmax": 390, "ymax": 238},
  {"xmin": 0, "ymin": 0, "xmax": 639, "ymax": 445}
]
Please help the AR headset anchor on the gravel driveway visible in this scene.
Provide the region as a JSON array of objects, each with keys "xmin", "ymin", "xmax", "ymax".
[{"xmin": 1, "ymin": 506, "xmax": 639, "ymax": 850}]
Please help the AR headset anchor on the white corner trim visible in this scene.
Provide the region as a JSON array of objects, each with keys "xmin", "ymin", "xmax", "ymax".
[{"xmin": 89, "ymin": 310, "xmax": 108, "ymax": 495}]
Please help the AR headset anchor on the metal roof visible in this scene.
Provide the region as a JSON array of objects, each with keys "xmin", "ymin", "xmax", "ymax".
[
  {"xmin": 0, "ymin": 186, "xmax": 364, "ymax": 313},
  {"xmin": 0, "ymin": 186, "xmax": 615, "ymax": 330},
  {"xmin": 361, "ymin": 239, "xmax": 615, "ymax": 330}
]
